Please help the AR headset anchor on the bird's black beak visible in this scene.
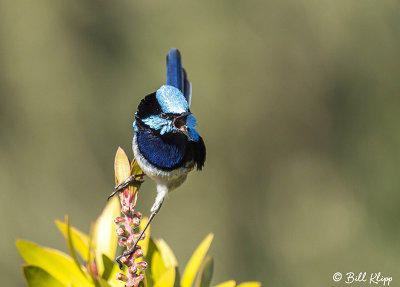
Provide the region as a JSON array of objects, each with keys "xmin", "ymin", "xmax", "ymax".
[
  {"xmin": 179, "ymin": 125, "xmax": 192, "ymax": 140},
  {"xmin": 174, "ymin": 112, "xmax": 192, "ymax": 140}
]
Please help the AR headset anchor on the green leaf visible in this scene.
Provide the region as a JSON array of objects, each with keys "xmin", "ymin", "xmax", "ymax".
[
  {"xmin": 151, "ymin": 247, "xmax": 167, "ymax": 283},
  {"xmin": 87, "ymin": 223, "xmax": 97, "ymax": 283},
  {"xmin": 153, "ymin": 267, "xmax": 176, "ymax": 287},
  {"xmin": 195, "ymin": 256, "xmax": 214, "ymax": 287},
  {"xmin": 131, "ymin": 159, "xmax": 143, "ymax": 177},
  {"xmin": 64, "ymin": 215, "xmax": 87, "ymax": 279},
  {"xmin": 98, "ymin": 278, "xmax": 112, "ymax": 287},
  {"xmin": 101, "ymin": 254, "xmax": 115, "ymax": 281},
  {"xmin": 214, "ymin": 281, "xmax": 236, "ymax": 287},
  {"xmin": 23, "ymin": 265, "xmax": 66, "ymax": 287},
  {"xmin": 16, "ymin": 240, "xmax": 91, "ymax": 287},
  {"xmin": 181, "ymin": 233, "xmax": 214, "ymax": 287},
  {"xmin": 93, "ymin": 197, "xmax": 120, "ymax": 276},
  {"xmin": 55, "ymin": 220, "xmax": 90, "ymax": 261},
  {"xmin": 237, "ymin": 282, "xmax": 261, "ymax": 287},
  {"xmin": 101, "ymin": 255, "xmax": 125, "ymax": 287},
  {"xmin": 142, "ymin": 238, "xmax": 158, "ymax": 287},
  {"xmin": 155, "ymin": 239, "xmax": 178, "ymax": 269}
]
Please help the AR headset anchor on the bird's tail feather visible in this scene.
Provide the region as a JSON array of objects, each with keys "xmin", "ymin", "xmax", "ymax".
[{"xmin": 166, "ymin": 48, "xmax": 192, "ymax": 106}]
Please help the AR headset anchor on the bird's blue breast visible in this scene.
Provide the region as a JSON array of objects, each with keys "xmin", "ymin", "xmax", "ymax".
[{"xmin": 136, "ymin": 128, "xmax": 187, "ymax": 170}]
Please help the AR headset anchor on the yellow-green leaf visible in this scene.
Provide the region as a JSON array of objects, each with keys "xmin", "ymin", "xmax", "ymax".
[
  {"xmin": 156, "ymin": 239, "xmax": 178, "ymax": 269},
  {"xmin": 181, "ymin": 233, "xmax": 214, "ymax": 287},
  {"xmin": 214, "ymin": 281, "xmax": 236, "ymax": 287},
  {"xmin": 55, "ymin": 220, "xmax": 90, "ymax": 261},
  {"xmin": 153, "ymin": 267, "xmax": 176, "ymax": 287},
  {"xmin": 102, "ymin": 255, "xmax": 125, "ymax": 287},
  {"xmin": 93, "ymin": 197, "xmax": 120, "ymax": 276},
  {"xmin": 237, "ymin": 282, "xmax": 261, "ymax": 287},
  {"xmin": 142, "ymin": 238, "xmax": 159, "ymax": 287},
  {"xmin": 138, "ymin": 216, "xmax": 151, "ymax": 256},
  {"xmin": 131, "ymin": 159, "xmax": 143, "ymax": 176},
  {"xmin": 17, "ymin": 240, "xmax": 91, "ymax": 287},
  {"xmin": 114, "ymin": 147, "xmax": 131, "ymax": 185},
  {"xmin": 98, "ymin": 278, "xmax": 112, "ymax": 287},
  {"xmin": 64, "ymin": 215, "xmax": 88, "ymax": 280},
  {"xmin": 151, "ymin": 248, "xmax": 167, "ymax": 283},
  {"xmin": 195, "ymin": 256, "xmax": 213, "ymax": 287},
  {"xmin": 23, "ymin": 265, "xmax": 66, "ymax": 287}
]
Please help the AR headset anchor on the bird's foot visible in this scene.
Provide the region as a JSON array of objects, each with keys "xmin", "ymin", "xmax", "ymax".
[
  {"xmin": 115, "ymin": 239, "xmax": 142, "ymax": 269},
  {"xmin": 107, "ymin": 174, "xmax": 145, "ymax": 200}
]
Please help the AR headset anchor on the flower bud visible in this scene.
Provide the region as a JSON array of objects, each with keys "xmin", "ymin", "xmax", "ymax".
[
  {"xmin": 116, "ymin": 273, "xmax": 127, "ymax": 281},
  {"xmin": 134, "ymin": 212, "xmax": 142, "ymax": 219},
  {"xmin": 135, "ymin": 261, "xmax": 148, "ymax": 270},
  {"xmin": 114, "ymin": 217, "xmax": 125, "ymax": 224},
  {"xmin": 128, "ymin": 265, "xmax": 137, "ymax": 274},
  {"xmin": 130, "ymin": 217, "xmax": 140, "ymax": 228},
  {"xmin": 126, "ymin": 238, "xmax": 134, "ymax": 246},
  {"xmin": 119, "ymin": 256, "xmax": 129, "ymax": 264},
  {"xmin": 121, "ymin": 205, "xmax": 130, "ymax": 214},
  {"xmin": 116, "ymin": 227, "xmax": 126, "ymax": 237},
  {"xmin": 133, "ymin": 248, "xmax": 143, "ymax": 258},
  {"xmin": 134, "ymin": 274, "xmax": 145, "ymax": 285},
  {"xmin": 118, "ymin": 238, "xmax": 127, "ymax": 246}
]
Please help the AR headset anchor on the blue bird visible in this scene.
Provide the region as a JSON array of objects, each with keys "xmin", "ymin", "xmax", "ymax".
[{"xmin": 112, "ymin": 49, "xmax": 206, "ymax": 265}]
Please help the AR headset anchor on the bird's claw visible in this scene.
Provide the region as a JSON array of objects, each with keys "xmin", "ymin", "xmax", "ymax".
[
  {"xmin": 115, "ymin": 241, "xmax": 140, "ymax": 270},
  {"xmin": 107, "ymin": 174, "xmax": 145, "ymax": 200}
]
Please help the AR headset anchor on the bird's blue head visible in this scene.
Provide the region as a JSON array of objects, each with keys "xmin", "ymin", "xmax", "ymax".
[{"xmin": 134, "ymin": 85, "xmax": 200, "ymax": 141}]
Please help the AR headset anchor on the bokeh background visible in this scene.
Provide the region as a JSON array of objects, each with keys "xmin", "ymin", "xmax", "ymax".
[{"xmin": 1, "ymin": 0, "xmax": 400, "ymax": 286}]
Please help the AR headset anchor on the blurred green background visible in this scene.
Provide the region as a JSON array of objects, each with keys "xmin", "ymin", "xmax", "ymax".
[{"xmin": 1, "ymin": 0, "xmax": 400, "ymax": 286}]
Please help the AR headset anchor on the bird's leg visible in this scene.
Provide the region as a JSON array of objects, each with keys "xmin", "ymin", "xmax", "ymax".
[
  {"xmin": 115, "ymin": 201, "xmax": 163, "ymax": 269},
  {"xmin": 107, "ymin": 174, "xmax": 145, "ymax": 200}
]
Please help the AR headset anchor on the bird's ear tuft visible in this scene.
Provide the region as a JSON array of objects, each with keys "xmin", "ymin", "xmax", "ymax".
[{"xmin": 137, "ymin": 92, "xmax": 162, "ymax": 119}]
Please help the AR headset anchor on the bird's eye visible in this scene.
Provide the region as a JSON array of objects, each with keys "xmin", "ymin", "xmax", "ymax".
[
  {"xmin": 173, "ymin": 117, "xmax": 186, "ymax": 129},
  {"xmin": 160, "ymin": 113, "xmax": 174, "ymax": 120}
]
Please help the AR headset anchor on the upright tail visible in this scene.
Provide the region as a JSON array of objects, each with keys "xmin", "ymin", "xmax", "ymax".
[{"xmin": 166, "ymin": 48, "xmax": 192, "ymax": 106}]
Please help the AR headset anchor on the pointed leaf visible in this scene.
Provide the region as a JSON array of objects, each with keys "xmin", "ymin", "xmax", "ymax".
[
  {"xmin": 181, "ymin": 233, "xmax": 214, "ymax": 287},
  {"xmin": 16, "ymin": 240, "xmax": 91, "ymax": 286},
  {"xmin": 93, "ymin": 197, "xmax": 120, "ymax": 276},
  {"xmin": 87, "ymin": 222, "xmax": 97, "ymax": 282},
  {"xmin": 153, "ymin": 267, "xmax": 176, "ymax": 287},
  {"xmin": 64, "ymin": 215, "xmax": 87, "ymax": 278},
  {"xmin": 195, "ymin": 256, "xmax": 214, "ymax": 287},
  {"xmin": 237, "ymin": 283, "xmax": 261, "ymax": 287},
  {"xmin": 156, "ymin": 239, "xmax": 178, "ymax": 268},
  {"xmin": 131, "ymin": 159, "xmax": 143, "ymax": 176},
  {"xmin": 114, "ymin": 147, "xmax": 131, "ymax": 185},
  {"xmin": 55, "ymin": 220, "xmax": 90, "ymax": 261},
  {"xmin": 23, "ymin": 265, "xmax": 66, "ymax": 287},
  {"xmin": 214, "ymin": 281, "xmax": 236, "ymax": 287}
]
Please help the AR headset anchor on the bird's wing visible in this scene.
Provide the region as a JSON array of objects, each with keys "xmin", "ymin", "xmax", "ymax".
[{"xmin": 166, "ymin": 48, "xmax": 192, "ymax": 107}]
